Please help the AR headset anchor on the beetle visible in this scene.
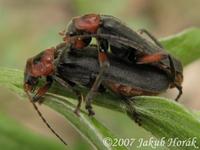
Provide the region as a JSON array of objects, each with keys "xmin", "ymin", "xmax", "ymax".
[
  {"xmin": 60, "ymin": 13, "xmax": 183, "ymax": 101},
  {"xmin": 24, "ymin": 44, "xmax": 174, "ymax": 120},
  {"xmin": 24, "ymin": 43, "xmax": 69, "ymax": 146}
]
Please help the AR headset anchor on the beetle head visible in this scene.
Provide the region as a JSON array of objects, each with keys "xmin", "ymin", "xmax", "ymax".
[
  {"xmin": 170, "ymin": 72, "xmax": 183, "ymax": 89},
  {"xmin": 24, "ymin": 57, "xmax": 39, "ymax": 93},
  {"xmin": 170, "ymin": 59, "xmax": 184, "ymax": 88},
  {"xmin": 175, "ymin": 59, "xmax": 183, "ymax": 86},
  {"xmin": 24, "ymin": 48, "xmax": 55, "ymax": 93}
]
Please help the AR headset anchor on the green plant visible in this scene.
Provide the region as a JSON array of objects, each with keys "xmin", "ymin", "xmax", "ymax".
[
  {"xmin": 0, "ymin": 113, "xmax": 66, "ymax": 150},
  {"xmin": 0, "ymin": 28, "xmax": 200, "ymax": 150}
]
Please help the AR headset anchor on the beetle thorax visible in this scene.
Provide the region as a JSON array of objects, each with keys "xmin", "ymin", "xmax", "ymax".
[
  {"xmin": 74, "ymin": 14, "xmax": 101, "ymax": 33},
  {"xmin": 26, "ymin": 48, "xmax": 55, "ymax": 77}
]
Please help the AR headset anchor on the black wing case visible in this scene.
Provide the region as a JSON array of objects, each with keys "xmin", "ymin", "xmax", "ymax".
[{"xmin": 56, "ymin": 46, "xmax": 170, "ymax": 93}]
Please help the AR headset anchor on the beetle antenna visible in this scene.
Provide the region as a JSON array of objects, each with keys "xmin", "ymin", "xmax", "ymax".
[{"xmin": 25, "ymin": 90, "xmax": 67, "ymax": 146}]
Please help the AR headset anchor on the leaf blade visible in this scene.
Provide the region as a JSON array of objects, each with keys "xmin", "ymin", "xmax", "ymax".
[
  {"xmin": 161, "ymin": 27, "xmax": 200, "ymax": 65},
  {"xmin": 0, "ymin": 67, "xmax": 127, "ymax": 150}
]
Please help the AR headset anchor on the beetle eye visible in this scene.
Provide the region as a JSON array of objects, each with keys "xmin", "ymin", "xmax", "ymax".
[
  {"xmin": 24, "ymin": 74, "xmax": 38, "ymax": 86},
  {"xmin": 68, "ymin": 32, "xmax": 76, "ymax": 36}
]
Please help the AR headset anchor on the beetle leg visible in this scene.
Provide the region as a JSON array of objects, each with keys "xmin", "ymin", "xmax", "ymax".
[
  {"xmin": 74, "ymin": 93, "xmax": 84, "ymax": 116},
  {"xmin": 137, "ymin": 52, "xmax": 177, "ymax": 82},
  {"xmin": 138, "ymin": 29, "xmax": 181, "ymax": 88},
  {"xmin": 137, "ymin": 53, "xmax": 182, "ymax": 100},
  {"xmin": 138, "ymin": 53, "xmax": 182, "ymax": 98},
  {"xmin": 52, "ymin": 75, "xmax": 83, "ymax": 116},
  {"xmin": 138, "ymin": 29, "xmax": 163, "ymax": 48},
  {"xmin": 168, "ymin": 54, "xmax": 183, "ymax": 101},
  {"xmin": 85, "ymin": 52, "xmax": 109, "ymax": 116},
  {"xmin": 168, "ymin": 55, "xmax": 176, "ymax": 82},
  {"xmin": 174, "ymin": 83, "xmax": 183, "ymax": 101},
  {"xmin": 85, "ymin": 64, "xmax": 107, "ymax": 116},
  {"xmin": 136, "ymin": 52, "xmax": 168, "ymax": 64},
  {"xmin": 167, "ymin": 56, "xmax": 183, "ymax": 101},
  {"xmin": 136, "ymin": 53, "xmax": 177, "ymax": 82},
  {"xmin": 32, "ymin": 76, "xmax": 53, "ymax": 102},
  {"xmin": 123, "ymin": 97, "xmax": 142, "ymax": 126},
  {"xmin": 85, "ymin": 37, "xmax": 110, "ymax": 116}
]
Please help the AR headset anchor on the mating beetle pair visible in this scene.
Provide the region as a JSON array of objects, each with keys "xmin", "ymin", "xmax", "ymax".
[
  {"xmin": 60, "ymin": 14, "xmax": 183, "ymax": 101},
  {"xmin": 24, "ymin": 13, "xmax": 183, "ymax": 146}
]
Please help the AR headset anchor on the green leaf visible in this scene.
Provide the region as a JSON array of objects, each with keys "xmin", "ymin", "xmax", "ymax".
[
  {"xmin": 0, "ymin": 113, "xmax": 66, "ymax": 150},
  {"xmin": 161, "ymin": 27, "xmax": 200, "ymax": 66},
  {"xmin": 0, "ymin": 68, "xmax": 127, "ymax": 150},
  {"xmin": 130, "ymin": 96, "xmax": 200, "ymax": 150},
  {"xmin": 0, "ymin": 28, "xmax": 200, "ymax": 150}
]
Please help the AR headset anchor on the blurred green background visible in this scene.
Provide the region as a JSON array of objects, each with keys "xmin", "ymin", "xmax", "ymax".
[{"xmin": 0, "ymin": 0, "xmax": 200, "ymax": 149}]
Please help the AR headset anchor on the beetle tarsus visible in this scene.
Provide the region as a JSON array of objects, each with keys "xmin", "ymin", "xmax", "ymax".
[
  {"xmin": 74, "ymin": 109, "xmax": 80, "ymax": 117},
  {"xmin": 85, "ymin": 104, "xmax": 95, "ymax": 116},
  {"xmin": 85, "ymin": 93, "xmax": 96, "ymax": 116},
  {"xmin": 124, "ymin": 98, "xmax": 142, "ymax": 126},
  {"xmin": 52, "ymin": 75, "xmax": 85, "ymax": 115},
  {"xmin": 74, "ymin": 93, "xmax": 83, "ymax": 117},
  {"xmin": 133, "ymin": 112, "xmax": 142, "ymax": 126},
  {"xmin": 32, "ymin": 95, "xmax": 40, "ymax": 102},
  {"xmin": 175, "ymin": 84, "xmax": 183, "ymax": 101}
]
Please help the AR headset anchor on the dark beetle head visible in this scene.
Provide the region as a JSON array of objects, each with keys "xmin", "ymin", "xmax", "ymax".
[
  {"xmin": 61, "ymin": 14, "xmax": 101, "ymax": 48},
  {"xmin": 24, "ymin": 59, "xmax": 39, "ymax": 93},
  {"xmin": 64, "ymin": 20, "xmax": 78, "ymax": 36},
  {"xmin": 170, "ymin": 57, "xmax": 184, "ymax": 88},
  {"xmin": 24, "ymin": 48, "xmax": 55, "ymax": 93}
]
